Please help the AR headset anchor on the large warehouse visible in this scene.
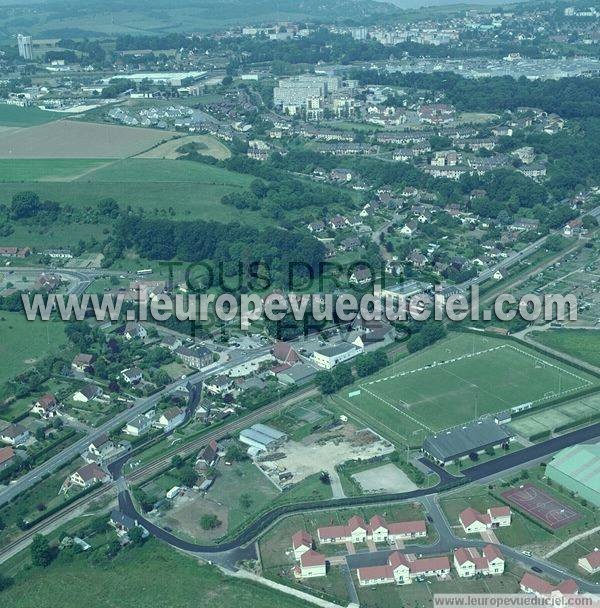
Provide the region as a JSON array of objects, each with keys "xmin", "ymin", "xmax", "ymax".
[
  {"xmin": 422, "ymin": 418, "xmax": 513, "ymax": 465},
  {"xmin": 546, "ymin": 442, "xmax": 600, "ymax": 507}
]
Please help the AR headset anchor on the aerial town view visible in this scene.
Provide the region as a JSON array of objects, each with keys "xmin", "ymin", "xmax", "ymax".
[{"xmin": 0, "ymin": 0, "xmax": 599, "ymax": 606}]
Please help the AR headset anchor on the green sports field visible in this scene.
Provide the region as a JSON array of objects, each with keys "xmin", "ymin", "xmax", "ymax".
[{"xmin": 330, "ymin": 333, "xmax": 597, "ymax": 444}]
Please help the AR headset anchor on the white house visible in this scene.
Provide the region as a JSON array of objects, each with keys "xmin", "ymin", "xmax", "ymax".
[
  {"xmin": 0, "ymin": 424, "xmax": 30, "ymax": 447},
  {"xmin": 156, "ymin": 407, "xmax": 185, "ymax": 432},
  {"xmin": 31, "ymin": 393, "xmax": 59, "ymax": 419},
  {"xmin": 87, "ymin": 434, "xmax": 115, "ymax": 461},
  {"xmin": 292, "ymin": 531, "xmax": 313, "ymax": 560},
  {"xmin": 124, "ymin": 322, "xmax": 148, "ymax": 341},
  {"xmin": 294, "ymin": 549, "xmax": 327, "ymax": 579},
  {"xmin": 578, "ymin": 550, "xmax": 600, "ymax": 575},
  {"xmin": 454, "ymin": 545, "xmax": 505, "ymax": 577},
  {"xmin": 73, "ymin": 384, "xmax": 103, "ymax": 402},
  {"xmin": 459, "ymin": 506, "xmax": 511, "ymax": 534},
  {"xmin": 62, "ymin": 463, "xmax": 110, "ymax": 492},
  {"xmin": 318, "ymin": 515, "xmax": 426, "ymax": 545},
  {"xmin": 357, "ymin": 551, "xmax": 450, "ymax": 587},
  {"xmin": 124, "ymin": 413, "xmax": 154, "ymax": 437},
  {"xmin": 121, "ymin": 367, "xmax": 143, "ymax": 384}
]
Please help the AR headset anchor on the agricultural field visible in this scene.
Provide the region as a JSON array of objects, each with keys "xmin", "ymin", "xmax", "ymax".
[
  {"xmin": 1, "ymin": 539, "xmax": 311, "ymax": 608},
  {"xmin": 137, "ymin": 134, "xmax": 231, "ymax": 160},
  {"xmin": 0, "ymin": 104, "xmax": 62, "ymax": 127},
  {"xmin": 509, "ymin": 392, "xmax": 600, "ymax": 440},
  {"xmin": 528, "ymin": 329, "xmax": 600, "ymax": 369},
  {"xmin": 0, "ymin": 159, "xmax": 113, "ymax": 182},
  {"xmin": 0, "ymin": 158, "xmax": 267, "ymax": 228},
  {"xmin": 0, "ymin": 311, "xmax": 69, "ymax": 384},
  {"xmin": 329, "ymin": 333, "xmax": 597, "ymax": 444},
  {"xmin": 0, "ymin": 120, "xmax": 177, "ymax": 158}
]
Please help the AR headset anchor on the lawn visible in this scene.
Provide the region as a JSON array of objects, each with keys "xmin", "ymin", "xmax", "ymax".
[
  {"xmin": 550, "ymin": 531, "xmax": 600, "ymax": 583},
  {"xmin": 529, "ymin": 330, "xmax": 600, "ymax": 369},
  {"xmin": 329, "ymin": 333, "xmax": 597, "ymax": 443},
  {"xmin": 0, "ymin": 311, "xmax": 69, "ymax": 384},
  {"xmin": 0, "ymin": 105, "xmax": 62, "ymax": 127},
  {"xmin": 1, "ymin": 539, "xmax": 312, "ymax": 608},
  {"xmin": 0, "ymin": 159, "xmax": 113, "ymax": 182}
]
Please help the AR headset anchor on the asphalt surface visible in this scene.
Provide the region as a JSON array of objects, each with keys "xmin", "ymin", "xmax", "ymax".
[{"xmin": 115, "ymin": 422, "xmax": 600, "ymax": 576}]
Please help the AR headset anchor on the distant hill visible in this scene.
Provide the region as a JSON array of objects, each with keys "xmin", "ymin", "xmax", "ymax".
[{"xmin": 0, "ymin": 0, "xmax": 399, "ymax": 39}]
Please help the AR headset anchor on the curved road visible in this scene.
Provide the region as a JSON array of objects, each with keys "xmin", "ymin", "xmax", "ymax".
[{"xmin": 116, "ymin": 422, "xmax": 600, "ymax": 585}]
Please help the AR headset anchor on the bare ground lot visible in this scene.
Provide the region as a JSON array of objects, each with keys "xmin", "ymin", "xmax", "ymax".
[
  {"xmin": 351, "ymin": 463, "xmax": 418, "ymax": 493},
  {"xmin": 137, "ymin": 134, "xmax": 231, "ymax": 160},
  {"xmin": 0, "ymin": 120, "xmax": 178, "ymax": 158},
  {"xmin": 257, "ymin": 425, "xmax": 395, "ymax": 487}
]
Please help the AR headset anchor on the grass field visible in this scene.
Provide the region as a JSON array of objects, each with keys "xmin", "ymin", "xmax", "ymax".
[
  {"xmin": 0, "ymin": 311, "xmax": 69, "ymax": 384},
  {"xmin": 0, "ymin": 158, "xmax": 268, "ymax": 228},
  {"xmin": 0, "ymin": 159, "xmax": 113, "ymax": 182},
  {"xmin": 138, "ymin": 134, "xmax": 231, "ymax": 160},
  {"xmin": 529, "ymin": 330, "xmax": 600, "ymax": 369},
  {"xmin": 329, "ymin": 333, "xmax": 597, "ymax": 444},
  {"xmin": 1, "ymin": 540, "xmax": 311, "ymax": 608},
  {"xmin": 551, "ymin": 531, "xmax": 600, "ymax": 583},
  {"xmin": 0, "ymin": 105, "xmax": 62, "ymax": 127}
]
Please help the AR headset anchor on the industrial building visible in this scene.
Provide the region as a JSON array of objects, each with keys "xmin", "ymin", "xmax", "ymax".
[
  {"xmin": 422, "ymin": 418, "xmax": 513, "ymax": 465},
  {"xmin": 239, "ymin": 423, "xmax": 287, "ymax": 453},
  {"xmin": 546, "ymin": 442, "xmax": 600, "ymax": 507},
  {"xmin": 17, "ymin": 34, "xmax": 33, "ymax": 60}
]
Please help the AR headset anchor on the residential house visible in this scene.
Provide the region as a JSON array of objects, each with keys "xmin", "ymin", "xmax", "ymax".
[
  {"xmin": 175, "ymin": 345, "xmax": 213, "ymax": 370},
  {"xmin": 459, "ymin": 506, "xmax": 511, "ymax": 534},
  {"xmin": 204, "ymin": 375, "xmax": 234, "ymax": 395},
  {"xmin": 0, "ymin": 424, "xmax": 29, "ymax": 447},
  {"xmin": 454, "ymin": 545, "xmax": 505, "ymax": 577},
  {"xmin": 31, "ymin": 393, "xmax": 59, "ymax": 419},
  {"xmin": 563, "ymin": 218, "xmax": 583, "ymax": 237},
  {"xmin": 73, "ymin": 384, "xmax": 103, "ymax": 403},
  {"xmin": 357, "ymin": 551, "xmax": 451, "ymax": 586},
  {"xmin": 63, "ymin": 463, "xmax": 110, "ymax": 491},
  {"xmin": 0, "ymin": 446, "xmax": 16, "ymax": 472},
  {"xmin": 156, "ymin": 407, "xmax": 185, "ymax": 432},
  {"xmin": 72, "ymin": 353, "xmax": 95, "ymax": 373},
  {"xmin": 520, "ymin": 573, "xmax": 578, "ymax": 597},
  {"xmin": 88, "ymin": 434, "xmax": 115, "ymax": 461},
  {"xmin": 109, "ymin": 510, "xmax": 148, "ymax": 539},
  {"xmin": 292, "ymin": 531, "xmax": 313, "ymax": 560},
  {"xmin": 318, "ymin": 515, "xmax": 426, "ymax": 544},
  {"xmin": 578, "ymin": 550, "xmax": 600, "ymax": 575},
  {"xmin": 196, "ymin": 439, "xmax": 219, "ymax": 469},
  {"xmin": 294, "ymin": 550, "xmax": 327, "ymax": 579},
  {"xmin": 124, "ymin": 322, "xmax": 148, "ymax": 341},
  {"xmin": 399, "ymin": 221, "xmax": 419, "ymax": 237},
  {"xmin": 349, "ymin": 266, "xmax": 372, "ymax": 286},
  {"xmin": 124, "ymin": 414, "xmax": 154, "ymax": 437},
  {"xmin": 160, "ymin": 335, "xmax": 182, "ymax": 351},
  {"xmin": 329, "ymin": 215, "xmax": 347, "ymax": 230},
  {"xmin": 122, "ymin": 367, "xmax": 143, "ymax": 384},
  {"xmin": 308, "ymin": 220, "xmax": 325, "ymax": 234}
]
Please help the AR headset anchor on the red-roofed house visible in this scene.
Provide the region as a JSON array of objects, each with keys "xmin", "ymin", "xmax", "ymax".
[
  {"xmin": 292, "ymin": 531, "xmax": 313, "ymax": 560},
  {"xmin": 294, "ymin": 549, "xmax": 327, "ymax": 578},
  {"xmin": 520, "ymin": 573, "xmax": 578, "ymax": 597},
  {"xmin": 273, "ymin": 342, "xmax": 300, "ymax": 368},
  {"xmin": 62, "ymin": 463, "xmax": 110, "ymax": 493},
  {"xmin": 459, "ymin": 506, "xmax": 511, "ymax": 533},
  {"xmin": 357, "ymin": 551, "xmax": 450, "ymax": 586},
  {"xmin": 317, "ymin": 515, "xmax": 426, "ymax": 545},
  {"xmin": 454, "ymin": 545, "xmax": 505, "ymax": 577},
  {"xmin": 578, "ymin": 549, "xmax": 600, "ymax": 575},
  {"xmin": 31, "ymin": 393, "xmax": 59, "ymax": 419},
  {"xmin": 0, "ymin": 446, "xmax": 16, "ymax": 471}
]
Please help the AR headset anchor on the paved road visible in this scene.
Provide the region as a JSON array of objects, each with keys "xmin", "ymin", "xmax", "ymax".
[
  {"xmin": 0, "ymin": 346, "xmax": 268, "ymax": 507},
  {"xmin": 115, "ymin": 422, "xmax": 600, "ymax": 574}
]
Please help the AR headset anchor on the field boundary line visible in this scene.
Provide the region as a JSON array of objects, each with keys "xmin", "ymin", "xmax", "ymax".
[{"xmin": 359, "ymin": 386, "xmax": 432, "ymax": 432}]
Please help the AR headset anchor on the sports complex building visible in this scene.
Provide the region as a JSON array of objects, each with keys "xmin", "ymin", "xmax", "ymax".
[
  {"xmin": 546, "ymin": 442, "xmax": 600, "ymax": 507},
  {"xmin": 421, "ymin": 418, "xmax": 513, "ymax": 465}
]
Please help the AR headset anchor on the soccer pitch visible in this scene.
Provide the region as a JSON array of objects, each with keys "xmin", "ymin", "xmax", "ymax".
[{"xmin": 331, "ymin": 333, "xmax": 597, "ymax": 444}]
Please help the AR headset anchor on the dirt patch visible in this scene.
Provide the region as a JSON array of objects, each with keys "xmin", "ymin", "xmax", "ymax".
[
  {"xmin": 352, "ymin": 463, "xmax": 418, "ymax": 493},
  {"xmin": 257, "ymin": 425, "xmax": 394, "ymax": 487},
  {"xmin": 138, "ymin": 134, "xmax": 231, "ymax": 160},
  {"xmin": 150, "ymin": 491, "xmax": 228, "ymax": 542},
  {"xmin": 0, "ymin": 120, "xmax": 178, "ymax": 158}
]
